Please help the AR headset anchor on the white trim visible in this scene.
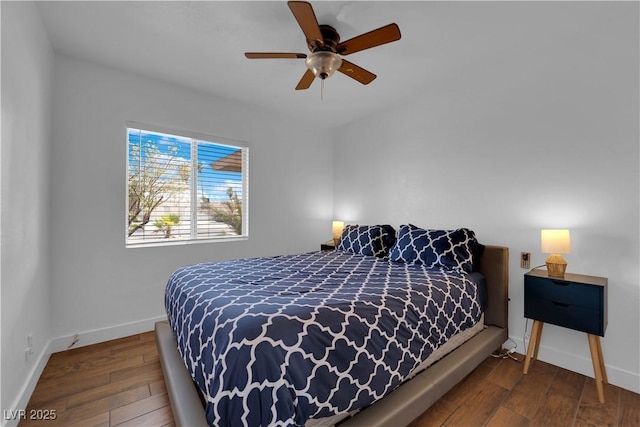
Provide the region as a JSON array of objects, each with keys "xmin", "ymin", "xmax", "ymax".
[
  {"xmin": 125, "ymin": 121, "xmax": 248, "ymax": 148},
  {"xmin": 241, "ymin": 148, "xmax": 249, "ymax": 236},
  {"xmin": 510, "ymin": 334, "xmax": 640, "ymax": 394},
  {"xmin": 126, "ymin": 235, "xmax": 248, "ymax": 249},
  {"xmin": 190, "ymin": 141, "xmax": 198, "ymax": 239},
  {"xmin": 50, "ymin": 315, "xmax": 168, "ymax": 353},
  {"xmin": 2, "ymin": 343, "xmax": 51, "ymax": 427}
]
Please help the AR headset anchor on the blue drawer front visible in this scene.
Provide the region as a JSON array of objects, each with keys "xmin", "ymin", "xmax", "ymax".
[
  {"xmin": 525, "ymin": 276, "xmax": 602, "ymax": 310},
  {"xmin": 525, "ymin": 296, "xmax": 604, "ymax": 336}
]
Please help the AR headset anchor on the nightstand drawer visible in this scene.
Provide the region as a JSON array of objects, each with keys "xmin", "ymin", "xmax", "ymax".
[
  {"xmin": 525, "ymin": 296, "xmax": 604, "ymax": 336},
  {"xmin": 525, "ymin": 275, "xmax": 602, "ymax": 310}
]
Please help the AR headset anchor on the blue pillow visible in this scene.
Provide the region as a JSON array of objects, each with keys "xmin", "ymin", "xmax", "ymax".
[
  {"xmin": 337, "ymin": 224, "xmax": 396, "ymax": 258},
  {"xmin": 389, "ymin": 225, "xmax": 479, "ymax": 272}
]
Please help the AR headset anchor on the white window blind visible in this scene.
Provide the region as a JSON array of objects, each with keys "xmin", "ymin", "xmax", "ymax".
[{"xmin": 127, "ymin": 126, "xmax": 248, "ymax": 247}]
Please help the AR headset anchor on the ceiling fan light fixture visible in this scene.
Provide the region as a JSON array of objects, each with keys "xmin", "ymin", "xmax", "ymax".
[{"xmin": 305, "ymin": 51, "xmax": 342, "ymax": 80}]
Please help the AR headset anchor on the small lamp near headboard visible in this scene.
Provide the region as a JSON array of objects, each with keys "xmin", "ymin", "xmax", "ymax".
[
  {"xmin": 541, "ymin": 229, "xmax": 571, "ymax": 278},
  {"xmin": 332, "ymin": 221, "xmax": 344, "ymax": 246}
]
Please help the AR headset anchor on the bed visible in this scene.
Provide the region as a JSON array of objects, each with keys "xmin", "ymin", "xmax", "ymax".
[{"xmin": 155, "ymin": 225, "xmax": 509, "ymax": 427}]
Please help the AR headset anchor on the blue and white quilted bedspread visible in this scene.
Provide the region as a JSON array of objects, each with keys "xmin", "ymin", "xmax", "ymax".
[{"xmin": 165, "ymin": 250, "xmax": 483, "ymax": 427}]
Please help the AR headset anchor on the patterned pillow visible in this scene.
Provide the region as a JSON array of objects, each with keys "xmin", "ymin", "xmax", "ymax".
[
  {"xmin": 337, "ymin": 224, "xmax": 396, "ymax": 258},
  {"xmin": 389, "ymin": 224, "xmax": 479, "ymax": 272}
]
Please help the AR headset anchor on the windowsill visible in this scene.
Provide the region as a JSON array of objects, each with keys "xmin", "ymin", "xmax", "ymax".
[{"xmin": 126, "ymin": 235, "xmax": 248, "ymax": 249}]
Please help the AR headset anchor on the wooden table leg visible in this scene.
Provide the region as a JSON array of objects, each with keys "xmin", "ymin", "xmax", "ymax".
[
  {"xmin": 523, "ymin": 320, "xmax": 542, "ymax": 374},
  {"xmin": 533, "ymin": 322, "xmax": 543, "ymax": 360},
  {"xmin": 588, "ymin": 334, "xmax": 606, "ymax": 403},
  {"xmin": 596, "ymin": 336, "xmax": 608, "ymax": 384}
]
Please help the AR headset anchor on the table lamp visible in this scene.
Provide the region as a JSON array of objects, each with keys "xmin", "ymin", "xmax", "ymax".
[
  {"xmin": 541, "ymin": 229, "xmax": 571, "ymax": 278},
  {"xmin": 332, "ymin": 221, "xmax": 344, "ymax": 245}
]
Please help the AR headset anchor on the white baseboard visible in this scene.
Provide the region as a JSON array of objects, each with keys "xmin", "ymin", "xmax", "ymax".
[
  {"xmin": 49, "ymin": 315, "xmax": 168, "ymax": 353},
  {"xmin": 2, "ymin": 342, "xmax": 52, "ymax": 427},
  {"xmin": 1, "ymin": 315, "xmax": 168, "ymax": 427},
  {"xmin": 509, "ymin": 334, "xmax": 640, "ymax": 394}
]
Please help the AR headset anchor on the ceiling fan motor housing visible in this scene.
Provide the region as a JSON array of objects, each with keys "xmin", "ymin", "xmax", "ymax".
[{"xmin": 307, "ymin": 25, "xmax": 341, "ymax": 51}]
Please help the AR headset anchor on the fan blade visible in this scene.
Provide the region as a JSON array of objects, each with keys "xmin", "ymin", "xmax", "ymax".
[
  {"xmin": 338, "ymin": 59, "xmax": 376, "ymax": 85},
  {"xmin": 295, "ymin": 68, "xmax": 316, "ymax": 90},
  {"xmin": 337, "ymin": 23, "xmax": 401, "ymax": 55},
  {"xmin": 288, "ymin": 1, "xmax": 324, "ymax": 48},
  {"xmin": 245, "ymin": 52, "xmax": 307, "ymax": 59}
]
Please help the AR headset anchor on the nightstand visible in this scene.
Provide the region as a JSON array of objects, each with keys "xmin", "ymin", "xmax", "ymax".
[
  {"xmin": 523, "ymin": 269, "xmax": 608, "ymax": 403},
  {"xmin": 320, "ymin": 241, "xmax": 335, "ymax": 251}
]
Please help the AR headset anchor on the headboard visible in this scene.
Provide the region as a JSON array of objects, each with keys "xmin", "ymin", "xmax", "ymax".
[{"xmin": 478, "ymin": 245, "xmax": 509, "ymax": 328}]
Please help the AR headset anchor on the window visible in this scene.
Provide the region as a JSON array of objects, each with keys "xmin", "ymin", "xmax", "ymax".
[{"xmin": 126, "ymin": 124, "xmax": 248, "ymax": 247}]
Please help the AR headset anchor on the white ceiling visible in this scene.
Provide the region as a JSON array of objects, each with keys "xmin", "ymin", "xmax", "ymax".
[{"xmin": 35, "ymin": 1, "xmax": 599, "ymax": 129}]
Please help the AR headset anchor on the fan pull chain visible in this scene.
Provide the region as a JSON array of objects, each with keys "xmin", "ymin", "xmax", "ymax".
[{"xmin": 321, "ymin": 78, "xmax": 324, "ymax": 101}]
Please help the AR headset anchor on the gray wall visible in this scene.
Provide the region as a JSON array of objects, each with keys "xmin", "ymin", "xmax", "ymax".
[
  {"xmin": 1, "ymin": 1, "xmax": 54, "ymax": 419},
  {"xmin": 333, "ymin": 2, "xmax": 639, "ymax": 392},
  {"xmin": 1, "ymin": 13, "xmax": 334, "ymax": 419},
  {"xmin": 49, "ymin": 54, "xmax": 334, "ymax": 338}
]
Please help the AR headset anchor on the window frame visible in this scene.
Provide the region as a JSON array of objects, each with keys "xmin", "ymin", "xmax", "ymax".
[{"xmin": 125, "ymin": 122, "xmax": 248, "ymax": 248}]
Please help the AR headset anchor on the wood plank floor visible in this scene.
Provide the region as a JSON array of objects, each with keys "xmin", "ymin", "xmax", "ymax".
[
  {"xmin": 20, "ymin": 332, "xmax": 640, "ymax": 427},
  {"xmin": 20, "ymin": 332, "xmax": 174, "ymax": 427}
]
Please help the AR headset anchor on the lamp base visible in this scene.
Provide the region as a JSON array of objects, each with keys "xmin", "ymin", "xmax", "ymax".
[
  {"xmin": 333, "ymin": 236, "xmax": 340, "ymax": 246},
  {"xmin": 546, "ymin": 253, "xmax": 567, "ymax": 278}
]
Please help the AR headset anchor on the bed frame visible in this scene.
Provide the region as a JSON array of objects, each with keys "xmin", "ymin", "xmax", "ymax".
[{"xmin": 155, "ymin": 245, "xmax": 509, "ymax": 427}]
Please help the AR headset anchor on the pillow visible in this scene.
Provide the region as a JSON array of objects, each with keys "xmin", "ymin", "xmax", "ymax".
[
  {"xmin": 337, "ymin": 224, "xmax": 396, "ymax": 258},
  {"xmin": 472, "ymin": 241, "xmax": 485, "ymax": 272},
  {"xmin": 378, "ymin": 224, "xmax": 397, "ymax": 253},
  {"xmin": 389, "ymin": 225, "xmax": 479, "ymax": 272}
]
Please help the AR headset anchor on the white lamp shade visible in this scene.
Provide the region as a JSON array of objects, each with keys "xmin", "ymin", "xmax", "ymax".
[
  {"xmin": 541, "ymin": 229, "xmax": 571, "ymax": 254},
  {"xmin": 332, "ymin": 221, "xmax": 344, "ymax": 237}
]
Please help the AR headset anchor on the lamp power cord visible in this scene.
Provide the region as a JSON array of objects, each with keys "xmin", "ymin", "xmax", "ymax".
[{"xmin": 491, "ymin": 338, "xmax": 521, "ymax": 362}]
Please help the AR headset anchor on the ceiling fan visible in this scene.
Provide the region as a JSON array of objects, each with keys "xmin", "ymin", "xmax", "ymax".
[{"xmin": 245, "ymin": 1, "xmax": 401, "ymax": 90}]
